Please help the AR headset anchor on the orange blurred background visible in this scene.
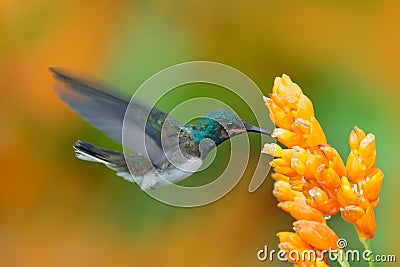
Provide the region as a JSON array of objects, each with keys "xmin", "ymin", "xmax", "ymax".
[{"xmin": 1, "ymin": 1, "xmax": 399, "ymax": 266}]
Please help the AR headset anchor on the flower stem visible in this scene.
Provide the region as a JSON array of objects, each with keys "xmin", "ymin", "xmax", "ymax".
[
  {"xmin": 360, "ymin": 238, "xmax": 375, "ymax": 267},
  {"xmin": 337, "ymin": 254, "xmax": 351, "ymax": 267},
  {"xmin": 334, "ymin": 250, "xmax": 351, "ymax": 267}
]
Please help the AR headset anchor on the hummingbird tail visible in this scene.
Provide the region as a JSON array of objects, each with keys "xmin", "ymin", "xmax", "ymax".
[
  {"xmin": 73, "ymin": 140, "xmax": 128, "ymax": 174},
  {"xmin": 73, "ymin": 140, "xmax": 158, "ymax": 186}
]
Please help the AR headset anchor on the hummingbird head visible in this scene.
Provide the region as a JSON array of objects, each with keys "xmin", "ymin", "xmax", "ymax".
[{"xmin": 190, "ymin": 109, "xmax": 271, "ymax": 147}]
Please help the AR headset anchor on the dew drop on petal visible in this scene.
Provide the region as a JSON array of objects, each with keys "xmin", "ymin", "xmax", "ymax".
[{"xmin": 309, "ymin": 188, "xmax": 320, "ymax": 198}]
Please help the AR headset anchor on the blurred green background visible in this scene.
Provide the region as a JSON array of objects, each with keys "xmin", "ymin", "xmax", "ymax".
[{"xmin": 1, "ymin": 1, "xmax": 399, "ymax": 266}]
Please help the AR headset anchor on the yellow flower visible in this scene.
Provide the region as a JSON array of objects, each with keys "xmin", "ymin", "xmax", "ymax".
[
  {"xmin": 337, "ymin": 168, "xmax": 383, "ymax": 239},
  {"xmin": 264, "ymin": 74, "xmax": 327, "ymax": 148},
  {"xmin": 276, "ymin": 221, "xmax": 338, "ymax": 266},
  {"xmin": 264, "ymin": 74, "xmax": 384, "ymax": 260},
  {"xmin": 336, "ymin": 177, "xmax": 378, "ymax": 240},
  {"xmin": 277, "ymin": 231, "xmax": 315, "ymax": 265},
  {"xmin": 346, "ymin": 126, "xmax": 379, "ymax": 182},
  {"xmin": 362, "ymin": 168, "xmax": 384, "ymax": 204},
  {"xmin": 337, "ymin": 127, "xmax": 384, "ymax": 239},
  {"xmin": 272, "ymin": 175, "xmax": 303, "ymax": 202},
  {"xmin": 263, "ymin": 143, "xmax": 343, "ymax": 216},
  {"xmin": 278, "ymin": 195, "xmax": 326, "ymax": 223},
  {"xmin": 354, "ymin": 206, "xmax": 376, "ymax": 240},
  {"xmin": 293, "ymin": 220, "xmax": 339, "ymax": 251}
]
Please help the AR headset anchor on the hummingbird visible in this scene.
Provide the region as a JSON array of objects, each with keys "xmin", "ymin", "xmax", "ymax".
[{"xmin": 51, "ymin": 67, "xmax": 272, "ymax": 190}]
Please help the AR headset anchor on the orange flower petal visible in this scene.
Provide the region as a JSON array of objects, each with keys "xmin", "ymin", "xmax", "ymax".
[
  {"xmin": 359, "ymin": 133, "xmax": 376, "ymax": 170},
  {"xmin": 362, "ymin": 168, "xmax": 384, "ymax": 202},
  {"xmin": 293, "ymin": 118, "xmax": 311, "ymax": 137},
  {"xmin": 271, "ymin": 173, "xmax": 290, "ymax": 182},
  {"xmin": 278, "ymin": 242, "xmax": 302, "ymax": 263},
  {"xmin": 320, "ymin": 145, "xmax": 347, "ymax": 178},
  {"xmin": 355, "ymin": 206, "xmax": 376, "ymax": 240},
  {"xmin": 269, "ymin": 92, "xmax": 290, "ymax": 111},
  {"xmin": 273, "ymin": 180, "xmax": 302, "ymax": 202},
  {"xmin": 315, "ymin": 260, "xmax": 330, "ymax": 267},
  {"xmin": 293, "ymin": 220, "xmax": 339, "ymax": 250},
  {"xmin": 307, "ymin": 197, "xmax": 341, "ymax": 216},
  {"xmin": 308, "ymin": 187, "xmax": 328, "ymax": 205},
  {"xmin": 262, "ymin": 143, "xmax": 283, "ymax": 157},
  {"xmin": 315, "ymin": 164, "xmax": 341, "ymax": 189},
  {"xmin": 348, "ymin": 128, "xmax": 360, "ymax": 150},
  {"xmin": 295, "ymin": 260, "xmax": 330, "ymax": 267},
  {"xmin": 346, "ymin": 151, "xmax": 366, "ymax": 183},
  {"xmin": 290, "ymin": 177, "xmax": 306, "ymax": 192},
  {"xmin": 276, "ymin": 231, "xmax": 312, "ymax": 250},
  {"xmin": 303, "ymin": 154, "xmax": 323, "ymax": 179},
  {"xmin": 306, "ymin": 117, "xmax": 327, "ymax": 147},
  {"xmin": 265, "ymin": 97, "xmax": 294, "ymax": 129},
  {"xmin": 370, "ymin": 197, "xmax": 379, "ymax": 208},
  {"xmin": 293, "ymin": 94, "xmax": 314, "ymax": 120},
  {"xmin": 272, "ymin": 128, "xmax": 303, "ymax": 148},
  {"xmin": 353, "ymin": 126, "xmax": 366, "ymax": 144},
  {"xmin": 278, "ymin": 196, "xmax": 326, "ymax": 223},
  {"xmin": 338, "ymin": 177, "xmax": 357, "ymax": 205},
  {"xmin": 273, "ymin": 74, "xmax": 303, "ymax": 97},
  {"xmin": 271, "ymin": 158, "xmax": 298, "ymax": 176},
  {"xmin": 291, "ymin": 157, "xmax": 306, "ymax": 175},
  {"xmin": 340, "ymin": 205, "xmax": 365, "ymax": 223}
]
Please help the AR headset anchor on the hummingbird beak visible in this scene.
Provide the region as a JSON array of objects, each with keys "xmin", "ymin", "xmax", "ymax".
[{"xmin": 243, "ymin": 122, "xmax": 272, "ymax": 136}]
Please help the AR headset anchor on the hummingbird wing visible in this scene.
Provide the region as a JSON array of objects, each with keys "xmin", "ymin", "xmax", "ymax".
[{"xmin": 50, "ymin": 67, "xmax": 181, "ymax": 167}]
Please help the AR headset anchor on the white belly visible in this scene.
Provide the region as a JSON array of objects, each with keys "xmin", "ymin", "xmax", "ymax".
[{"xmin": 118, "ymin": 157, "xmax": 203, "ymax": 190}]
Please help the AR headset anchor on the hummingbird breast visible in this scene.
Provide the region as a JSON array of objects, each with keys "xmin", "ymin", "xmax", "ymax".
[{"xmin": 132, "ymin": 157, "xmax": 203, "ymax": 190}]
